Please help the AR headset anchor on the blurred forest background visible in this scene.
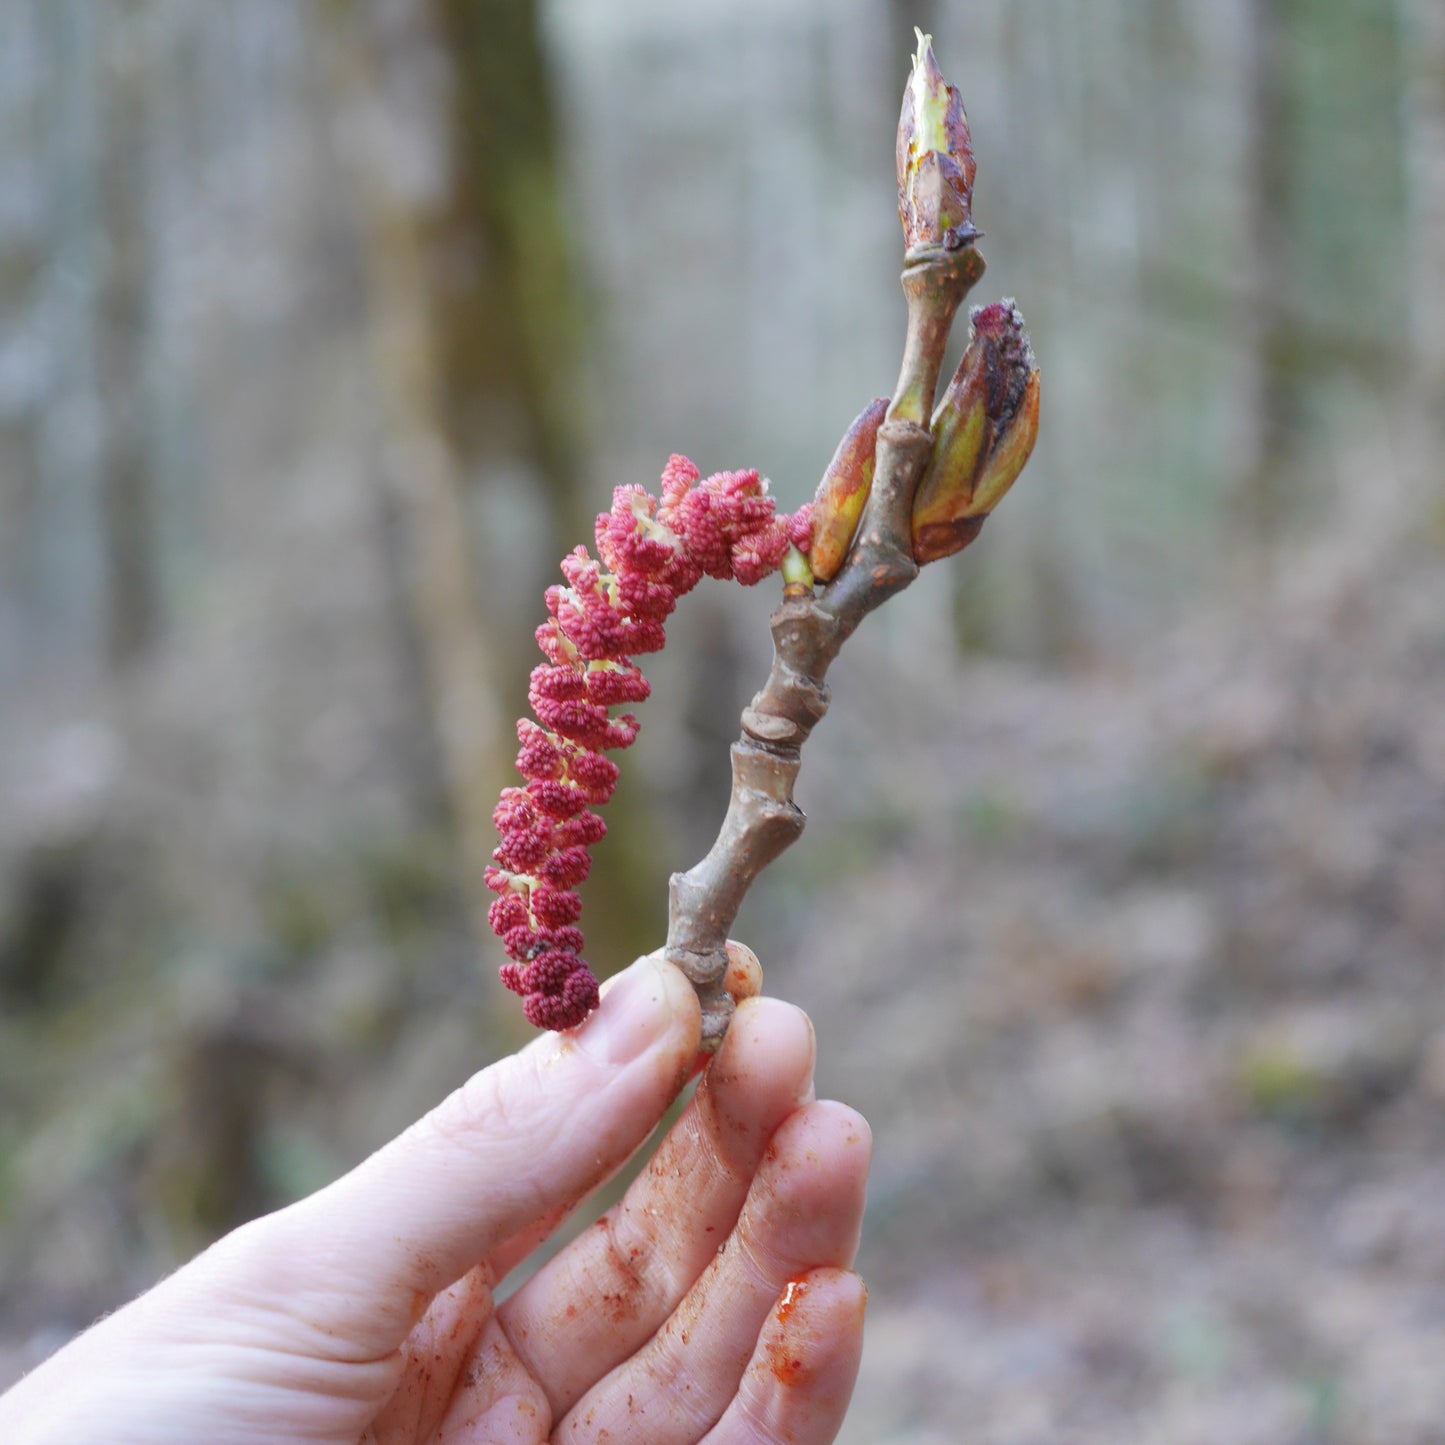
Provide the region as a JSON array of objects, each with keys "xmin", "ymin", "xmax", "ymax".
[{"xmin": 2, "ymin": 0, "xmax": 1444, "ymax": 1440}]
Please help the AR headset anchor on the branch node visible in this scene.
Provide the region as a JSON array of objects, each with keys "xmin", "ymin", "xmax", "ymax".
[
  {"xmin": 665, "ymin": 944, "xmax": 728, "ymax": 988},
  {"xmin": 740, "ymin": 706, "xmax": 801, "ymax": 746}
]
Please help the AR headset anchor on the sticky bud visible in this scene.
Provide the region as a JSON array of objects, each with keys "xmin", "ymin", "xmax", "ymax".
[
  {"xmin": 911, "ymin": 300, "xmax": 1040, "ymax": 565},
  {"xmin": 808, "ymin": 396, "xmax": 888, "ymax": 582},
  {"xmin": 897, "ymin": 29, "xmax": 978, "ymax": 255}
]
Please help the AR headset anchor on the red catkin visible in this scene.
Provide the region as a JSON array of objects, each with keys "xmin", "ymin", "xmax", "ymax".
[{"xmin": 486, "ymin": 457, "xmax": 811, "ymax": 1030}]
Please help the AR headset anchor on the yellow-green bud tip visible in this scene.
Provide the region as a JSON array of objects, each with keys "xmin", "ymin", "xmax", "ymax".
[
  {"xmin": 781, "ymin": 544, "xmax": 815, "ymax": 596},
  {"xmin": 896, "ymin": 31, "xmax": 978, "ymax": 253}
]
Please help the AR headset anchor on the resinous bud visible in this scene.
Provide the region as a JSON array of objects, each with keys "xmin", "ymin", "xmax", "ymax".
[
  {"xmin": 911, "ymin": 300, "xmax": 1041, "ymax": 565},
  {"xmin": 896, "ymin": 29, "xmax": 978, "ymax": 254},
  {"xmin": 807, "ymin": 396, "xmax": 888, "ymax": 582}
]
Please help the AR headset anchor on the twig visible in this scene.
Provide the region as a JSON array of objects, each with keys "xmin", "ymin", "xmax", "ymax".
[
  {"xmin": 487, "ymin": 32, "xmax": 1040, "ymax": 1039},
  {"xmin": 665, "ymin": 243, "xmax": 984, "ymax": 1044}
]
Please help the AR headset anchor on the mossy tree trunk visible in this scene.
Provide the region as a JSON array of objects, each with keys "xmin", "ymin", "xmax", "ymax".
[
  {"xmin": 330, "ymin": 0, "xmax": 659, "ymax": 974},
  {"xmin": 1235, "ymin": 0, "xmax": 1301, "ymax": 550}
]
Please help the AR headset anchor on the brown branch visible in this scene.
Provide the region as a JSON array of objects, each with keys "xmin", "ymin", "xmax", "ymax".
[{"xmin": 666, "ymin": 243, "xmax": 985, "ymax": 1045}]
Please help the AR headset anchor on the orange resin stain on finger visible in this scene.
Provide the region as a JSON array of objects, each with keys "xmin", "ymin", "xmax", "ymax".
[
  {"xmin": 776, "ymin": 1277, "xmax": 808, "ymax": 1324},
  {"xmin": 768, "ymin": 1276, "xmax": 813, "ymax": 1386}
]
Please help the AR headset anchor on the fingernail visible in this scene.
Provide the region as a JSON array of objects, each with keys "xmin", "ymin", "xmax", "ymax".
[{"xmin": 576, "ymin": 954, "xmax": 692, "ymax": 1067}]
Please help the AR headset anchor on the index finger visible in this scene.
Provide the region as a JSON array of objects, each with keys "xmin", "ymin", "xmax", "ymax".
[{"xmin": 189, "ymin": 954, "xmax": 701, "ymax": 1364}]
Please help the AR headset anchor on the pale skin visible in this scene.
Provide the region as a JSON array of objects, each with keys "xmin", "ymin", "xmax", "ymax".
[{"xmin": 0, "ymin": 951, "xmax": 871, "ymax": 1444}]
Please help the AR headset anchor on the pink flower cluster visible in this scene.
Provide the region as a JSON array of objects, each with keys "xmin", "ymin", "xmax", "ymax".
[{"xmin": 487, "ymin": 456, "xmax": 813, "ymax": 1030}]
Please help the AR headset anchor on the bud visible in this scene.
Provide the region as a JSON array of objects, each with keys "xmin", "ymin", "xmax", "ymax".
[
  {"xmin": 896, "ymin": 29, "xmax": 978, "ymax": 255},
  {"xmin": 780, "ymin": 543, "xmax": 815, "ymax": 598},
  {"xmin": 911, "ymin": 300, "xmax": 1040, "ymax": 565},
  {"xmin": 808, "ymin": 396, "xmax": 888, "ymax": 582}
]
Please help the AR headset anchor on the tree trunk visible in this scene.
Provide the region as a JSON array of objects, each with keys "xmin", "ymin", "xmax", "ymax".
[
  {"xmin": 1234, "ymin": 0, "xmax": 1299, "ymax": 551},
  {"xmin": 97, "ymin": 19, "xmax": 158, "ymax": 672}
]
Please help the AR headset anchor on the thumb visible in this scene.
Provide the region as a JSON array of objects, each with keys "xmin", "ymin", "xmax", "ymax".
[{"xmin": 187, "ymin": 952, "xmax": 701, "ymax": 1361}]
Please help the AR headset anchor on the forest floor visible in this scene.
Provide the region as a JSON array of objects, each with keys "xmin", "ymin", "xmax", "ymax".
[{"xmin": 793, "ymin": 527, "xmax": 1445, "ymax": 1443}]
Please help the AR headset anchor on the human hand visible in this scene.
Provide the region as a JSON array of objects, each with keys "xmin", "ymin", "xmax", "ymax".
[{"xmin": 0, "ymin": 951, "xmax": 870, "ymax": 1443}]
